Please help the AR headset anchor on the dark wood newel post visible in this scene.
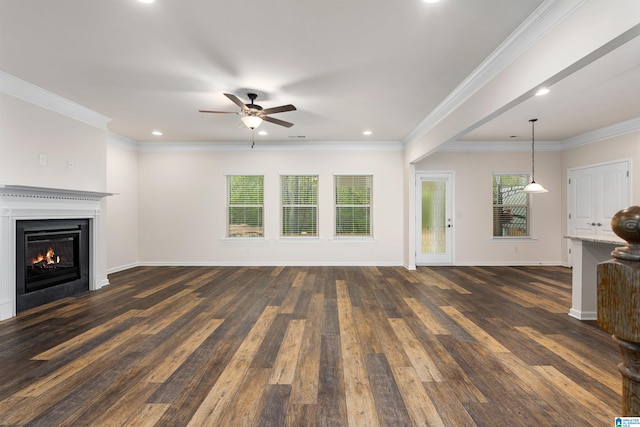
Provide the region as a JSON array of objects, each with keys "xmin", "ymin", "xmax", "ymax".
[{"xmin": 598, "ymin": 206, "xmax": 640, "ymax": 416}]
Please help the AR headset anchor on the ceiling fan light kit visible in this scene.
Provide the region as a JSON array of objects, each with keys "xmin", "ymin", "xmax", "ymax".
[
  {"xmin": 241, "ymin": 115, "xmax": 263, "ymax": 129},
  {"xmin": 522, "ymin": 118, "xmax": 548, "ymax": 194}
]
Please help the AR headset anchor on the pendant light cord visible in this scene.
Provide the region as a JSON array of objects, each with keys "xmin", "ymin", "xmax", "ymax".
[{"xmin": 530, "ymin": 118, "xmax": 537, "ymax": 182}]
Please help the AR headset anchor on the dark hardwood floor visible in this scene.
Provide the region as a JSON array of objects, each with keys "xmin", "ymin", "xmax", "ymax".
[{"xmin": 0, "ymin": 265, "xmax": 622, "ymax": 426}]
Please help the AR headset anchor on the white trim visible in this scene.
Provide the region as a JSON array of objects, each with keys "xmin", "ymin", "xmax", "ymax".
[
  {"xmin": 107, "ymin": 263, "xmax": 140, "ymax": 275},
  {"xmin": 137, "ymin": 261, "xmax": 404, "ymax": 267},
  {"xmin": 568, "ymin": 308, "xmax": 597, "ymax": 321},
  {"xmin": 439, "ymin": 140, "xmax": 562, "ymax": 152},
  {"xmin": 453, "ymin": 261, "xmax": 565, "ymax": 266},
  {"xmin": 136, "ymin": 141, "xmax": 404, "ymax": 152},
  {"xmin": 0, "ymin": 71, "xmax": 111, "ymax": 130},
  {"xmin": 563, "ymin": 117, "xmax": 640, "ymax": 149},
  {"xmin": 107, "ymin": 132, "xmax": 139, "ymax": 151}
]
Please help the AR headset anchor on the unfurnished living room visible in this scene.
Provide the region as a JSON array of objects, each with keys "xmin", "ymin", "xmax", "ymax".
[{"xmin": 1, "ymin": 1, "xmax": 640, "ymax": 425}]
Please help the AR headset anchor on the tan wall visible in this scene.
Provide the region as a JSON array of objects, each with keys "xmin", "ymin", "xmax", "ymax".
[
  {"xmin": 106, "ymin": 135, "xmax": 139, "ymax": 272},
  {"xmin": 135, "ymin": 147, "xmax": 404, "ymax": 266},
  {"xmin": 415, "ymin": 149, "xmax": 564, "ymax": 265}
]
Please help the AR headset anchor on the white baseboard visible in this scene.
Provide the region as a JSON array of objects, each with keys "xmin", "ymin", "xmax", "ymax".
[{"xmin": 568, "ymin": 308, "xmax": 597, "ymax": 321}]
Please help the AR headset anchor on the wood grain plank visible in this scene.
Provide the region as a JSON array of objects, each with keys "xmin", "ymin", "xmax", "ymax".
[
  {"xmin": 439, "ymin": 305, "xmax": 511, "ymax": 353},
  {"xmin": 290, "ymin": 293, "xmax": 323, "ymax": 405},
  {"xmin": 218, "ymin": 367, "xmax": 271, "ymax": 427},
  {"xmin": 144, "ymin": 316, "xmax": 224, "ymax": 383},
  {"xmin": 316, "ymin": 335, "xmax": 347, "ymax": 425},
  {"xmin": 404, "ymin": 297, "xmax": 450, "ymax": 335},
  {"xmin": 335, "ymin": 279, "xmax": 379, "ymax": 426},
  {"xmin": 388, "ymin": 318, "xmax": 444, "ymax": 382},
  {"xmin": 516, "ymin": 326, "xmax": 620, "ymax": 393},
  {"xmin": 122, "ymin": 403, "xmax": 171, "ymax": 427},
  {"xmin": 365, "ymin": 353, "xmax": 413, "ymax": 426},
  {"xmin": 186, "ymin": 305, "xmax": 280, "ymax": 426},
  {"xmin": 392, "ymin": 366, "xmax": 445, "ymax": 427},
  {"xmin": 270, "ymin": 319, "xmax": 306, "ymax": 384},
  {"xmin": 533, "ymin": 365, "xmax": 615, "ymax": 425}
]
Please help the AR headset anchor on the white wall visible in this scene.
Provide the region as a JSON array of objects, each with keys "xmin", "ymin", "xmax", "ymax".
[
  {"xmin": 414, "ymin": 149, "xmax": 564, "ymax": 265},
  {"xmin": 135, "ymin": 147, "xmax": 404, "ymax": 266},
  {"xmin": 0, "ymin": 93, "xmax": 107, "ymax": 191},
  {"xmin": 106, "ymin": 134, "xmax": 139, "ymax": 272}
]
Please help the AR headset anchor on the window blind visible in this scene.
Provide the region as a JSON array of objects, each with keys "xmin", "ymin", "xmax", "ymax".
[
  {"xmin": 335, "ymin": 175, "xmax": 372, "ymax": 237},
  {"xmin": 281, "ymin": 175, "xmax": 318, "ymax": 237},
  {"xmin": 492, "ymin": 174, "xmax": 529, "ymax": 238},
  {"xmin": 227, "ymin": 175, "xmax": 264, "ymax": 237}
]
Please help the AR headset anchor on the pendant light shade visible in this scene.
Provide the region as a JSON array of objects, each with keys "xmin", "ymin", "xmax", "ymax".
[{"xmin": 522, "ymin": 118, "xmax": 548, "ymax": 194}]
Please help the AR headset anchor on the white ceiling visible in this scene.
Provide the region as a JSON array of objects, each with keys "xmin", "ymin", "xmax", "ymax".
[{"xmin": 1, "ymin": 0, "xmax": 639, "ymax": 150}]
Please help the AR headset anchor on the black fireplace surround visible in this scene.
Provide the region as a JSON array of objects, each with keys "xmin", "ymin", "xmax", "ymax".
[{"xmin": 16, "ymin": 219, "xmax": 90, "ymax": 312}]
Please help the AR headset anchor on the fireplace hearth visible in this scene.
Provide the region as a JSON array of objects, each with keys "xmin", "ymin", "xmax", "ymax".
[{"xmin": 16, "ymin": 219, "xmax": 90, "ymax": 312}]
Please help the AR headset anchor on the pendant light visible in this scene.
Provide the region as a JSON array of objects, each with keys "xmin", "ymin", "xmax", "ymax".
[{"xmin": 522, "ymin": 118, "xmax": 548, "ymax": 193}]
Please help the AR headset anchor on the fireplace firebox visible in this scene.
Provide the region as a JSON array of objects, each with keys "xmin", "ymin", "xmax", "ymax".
[{"xmin": 16, "ymin": 219, "xmax": 90, "ymax": 312}]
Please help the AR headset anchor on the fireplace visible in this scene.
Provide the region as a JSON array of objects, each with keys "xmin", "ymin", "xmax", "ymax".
[
  {"xmin": 16, "ymin": 219, "xmax": 89, "ymax": 312},
  {"xmin": 0, "ymin": 185, "xmax": 112, "ymax": 320}
]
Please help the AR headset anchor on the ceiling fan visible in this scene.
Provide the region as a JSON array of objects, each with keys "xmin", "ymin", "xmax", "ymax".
[{"xmin": 199, "ymin": 93, "xmax": 296, "ymax": 129}]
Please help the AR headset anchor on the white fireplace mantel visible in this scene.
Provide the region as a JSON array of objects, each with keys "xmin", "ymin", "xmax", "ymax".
[{"xmin": 0, "ymin": 185, "xmax": 114, "ymax": 320}]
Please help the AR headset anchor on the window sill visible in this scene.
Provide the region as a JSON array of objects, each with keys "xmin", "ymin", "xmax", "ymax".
[
  {"xmin": 331, "ymin": 237, "xmax": 375, "ymax": 242},
  {"xmin": 491, "ymin": 237, "xmax": 538, "ymax": 242},
  {"xmin": 221, "ymin": 237, "xmax": 268, "ymax": 242}
]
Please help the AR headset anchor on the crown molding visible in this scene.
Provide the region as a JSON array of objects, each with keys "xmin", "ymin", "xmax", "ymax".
[
  {"xmin": 441, "ymin": 116, "xmax": 640, "ymax": 152},
  {"xmin": 402, "ymin": 0, "xmax": 585, "ymax": 145},
  {"xmin": 133, "ymin": 140, "xmax": 404, "ymax": 153},
  {"xmin": 0, "ymin": 70, "xmax": 111, "ymax": 130},
  {"xmin": 562, "ymin": 116, "xmax": 640, "ymax": 149},
  {"xmin": 439, "ymin": 140, "xmax": 562, "ymax": 152}
]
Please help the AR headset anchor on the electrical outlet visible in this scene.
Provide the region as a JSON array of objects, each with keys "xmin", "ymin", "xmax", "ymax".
[
  {"xmin": 39, "ymin": 154, "xmax": 47, "ymax": 166},
  {"xmin": 67, "ymin": 160, "xmax": 74, "ymax": 170}
]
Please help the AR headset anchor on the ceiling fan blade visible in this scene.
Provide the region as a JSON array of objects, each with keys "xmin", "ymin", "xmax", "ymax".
[
  {"xmin": 199, "ymin": 110, "xmax": 239, "ymax": 114},
  {"xmin": 224, "ymin": 93, "xmax": 247, "ymax": 109},
  {"xmin": 262, "ymin": 104, "xmax": 297, "ymax": 115},
  {"xmin": 263, "ymin": 116, "xmax": 294, "ymax": 128}
]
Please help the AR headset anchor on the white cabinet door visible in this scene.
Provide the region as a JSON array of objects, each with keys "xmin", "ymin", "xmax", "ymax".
[{"xmin": 568, "ymin": 160, "xmax": 630, "ymax": 238}]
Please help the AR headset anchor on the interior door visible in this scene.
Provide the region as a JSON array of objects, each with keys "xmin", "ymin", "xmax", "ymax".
[
  {"xmin": 568, "ymin": 160, "xmax": 630, "ymax": 237},
  {"xmin": 567, "ymin": 159, "xmax": 630, "ymax": 266},
  {"xmin": 416, "ymin": 172, "xmax": 454, "ymax": 265}
]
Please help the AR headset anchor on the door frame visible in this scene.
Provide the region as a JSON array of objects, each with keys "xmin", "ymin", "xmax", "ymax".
[{"xmin": 415, "ymin": 171, "xmax": 455, "ymax": 266}]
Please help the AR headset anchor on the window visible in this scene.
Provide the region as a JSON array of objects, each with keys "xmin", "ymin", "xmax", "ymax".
[
  {"xmin": 335, "ymin": 175, "xmax": 372, "ymax": 237},
  {"xmin": 493, "ymin": 174, "xmax": 529, "ymax": 237},
  {"xmin": 281, "ymin": 175, "xmax": 318, "ymax": 237},
  {"xmin": 227, "ymin": 175, "xmax": 264, "ymax": 237}
]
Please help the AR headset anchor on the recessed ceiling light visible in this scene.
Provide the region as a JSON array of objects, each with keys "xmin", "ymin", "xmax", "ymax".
[
  {"xmin": 152, "ymin": 131, "xmax": 163, "ymax": 136},
  {"xmin": 258, "ymin": 130, "xmax": 268, "ymax": 136},
  {"xmin": 535, "ymin": 88, "xmax": 550, "ymax": 96},
  {"xmin": 138, "ymin": 0, "xmax": 155, "ymax": 3},
  {"xmin": 363, "ymin": 130, "xmax": 373, "ymax": 136},
  {"xmin": 423, "ymin": 0, "xmax": 441, "ymax": 3}
]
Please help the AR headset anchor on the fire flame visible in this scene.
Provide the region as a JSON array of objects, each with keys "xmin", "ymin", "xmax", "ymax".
[{"xmin": 32, "ymin": 248, "xmax": 60, "ymax": 265}]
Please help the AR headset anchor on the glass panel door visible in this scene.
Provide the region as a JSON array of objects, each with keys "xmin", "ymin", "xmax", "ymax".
[{"xmin": 416, "ymin": 173, "xmax": 453, "ymax": 265}]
